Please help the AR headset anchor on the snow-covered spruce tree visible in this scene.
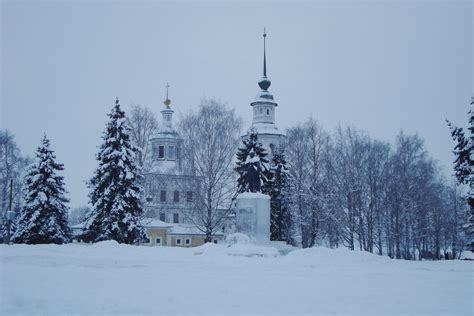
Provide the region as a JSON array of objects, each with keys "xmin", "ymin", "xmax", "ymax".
[
  {"xmin": 82, "ymin": 98, "xmax": 144, "ymax": 244},
  {"xmin": 11, "ymin": 135, "xmax": 71, "ymax": 244},
  {"xmin": 235, "ymin": 129, "xmax": 272, "ymax": 193},
  {"xmin": 447, "ymin": 98, "xmax": 474, "ymax": 252},
  {"xmin": 269, "ymin": 146, "xmax": 291, "ymax": 242}
]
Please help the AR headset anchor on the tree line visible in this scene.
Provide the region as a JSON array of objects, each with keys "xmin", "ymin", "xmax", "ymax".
[
  {"xmin": 1, "ymin": 97, "xmax": 471, "ymax": 260},
  {"xmin": 283, "ymin": 120, "xmax": 467, "ymax": 259}
]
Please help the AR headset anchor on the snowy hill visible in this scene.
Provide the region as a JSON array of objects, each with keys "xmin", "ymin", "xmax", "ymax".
[{"xmin": 1, "ymin": 242, "xmax": 472, "ymax": 315}]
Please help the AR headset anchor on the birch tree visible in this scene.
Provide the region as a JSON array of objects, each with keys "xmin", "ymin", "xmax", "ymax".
[
  {"xmin": 127, "ymin": 104, "xmax": 159, "ymax": 173},
  {"xmin": 178, "ymin": 98, "xmax": 242, "ymax": 242}
]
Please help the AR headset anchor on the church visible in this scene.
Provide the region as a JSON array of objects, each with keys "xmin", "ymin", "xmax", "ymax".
[
  {"xmin": 141, "ymin": 31, "xmax": 285, "ymax": 246},
  {"xmin": 140, "ymin": 87, "xmax": 224, "ymax": 246}
]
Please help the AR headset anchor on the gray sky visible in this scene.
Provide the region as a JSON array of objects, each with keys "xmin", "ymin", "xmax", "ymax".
[{"xmin": 1, "ymin": 0, "xmax": 472, "ymax": 207}]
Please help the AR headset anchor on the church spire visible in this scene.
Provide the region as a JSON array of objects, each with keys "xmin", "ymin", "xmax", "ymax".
[
  {"xmin": 263, "ymin": 28, "xmax": 267, "ymax": 77},
  {"xmin": 163, "ymin": 82, "xmax": 171, "ymax": 108},
  {"xmin": 258, "ymin": 28, "xmax": 271, "ymax": 91}
]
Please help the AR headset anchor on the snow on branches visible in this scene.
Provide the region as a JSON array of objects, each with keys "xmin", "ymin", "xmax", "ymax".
[
  {"xmin": 82, "ymin": 98, "xmax": 144, "ymax": 244},
  {"xmin": 235, "ymin": 129, "xmax": 272, "ymax": 193},
  {"xmin": 12, "ymin": 135, "xmax": 71, "ymax": 244}
]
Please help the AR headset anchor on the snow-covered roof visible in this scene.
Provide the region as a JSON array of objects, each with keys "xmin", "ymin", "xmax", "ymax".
[
  {"xmin": 160, "ymin": 107, "xmax": 173, "ymax": 114},
  {"xmin": 237, "ymin": 192, "xmax": 271, "ymax": 200},
  {"xmin": 142, "ymin": 218, "xmax": 223, "ymax": 236},
  {"xmin": 70, "ymin": 222, "xmax": 85, "ymax": 229},
  {"xmin": 142, "ymin": 218, "xmax": 173, "ymax": 228},
  {"xmin": 251, "ymin": 91, "xmax": 278, "ymax": 106},
  {"xmin": 251, "ymin": 122, "xmax": 285, "ymax": 136},
  {"xmin": 149, "ymin": 130, "xmax": 181, "ymax": 141},
  {"xmin": 169, "ymin": 224, "xmax": 223, "ymax": 236},
  {"xmin": 169, "ymin": 224, "xmax": 203, "ymax": 235}
]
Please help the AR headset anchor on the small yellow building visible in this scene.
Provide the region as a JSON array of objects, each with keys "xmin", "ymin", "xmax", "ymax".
[{"xmin": 141, "ymin": 218, "xmax": 224, "ymax": 247}]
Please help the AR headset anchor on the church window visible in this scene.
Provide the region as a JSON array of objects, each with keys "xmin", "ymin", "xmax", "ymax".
[
  {"xmin": 168, "ymin": 145, "xmax": 176, "ymax": 160},
  {"xmin": 176, "ymin": 238, "xmax": 182, "ymax": 245},
  {"xmin": 158, "ymin": 145, "xmax": 165, "ymax": 159},
  {"xmin": 266, "ymin": 108, "xmax": 270, "ymax": 115},
  {"xmin": 185, "ymin": 238, "xmax": 191, "ymax": 245},
  {"xmin": 156, "ymin": 237, "xmax": 161, "ymax": 245},
  {"xmin": 260, "ymin": 108, "xmax": 263, "ymax": 114},
  {"xmin": 160, "ymin": 190, "xmax": 166, "ymax": 202},
  {"xmin": 186, "ymin": 191, "xmax": 193, "ymax": 202},
  {"xmin": 159, "ymin": 213, "xmax": 166, "ymax": 222},
  {"xmin": 173, "ymin": 191, "xmax": 180, "ymax": 202},
  {"xmin": 173, "ymin": 213, "xmax": 179, "ymax": 223},
  {"xmin": 270, "ymin": 144, "xmax": 275, "ymax": 154}
]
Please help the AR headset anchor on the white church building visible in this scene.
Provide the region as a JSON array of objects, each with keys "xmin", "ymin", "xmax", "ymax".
[
  {"xmin": 141, "ymin": 31, "xmax": 285, "ymax": 246},
  {"xmin": 141, "ymin": 88, "xmax": 225, "ymax": 247}
]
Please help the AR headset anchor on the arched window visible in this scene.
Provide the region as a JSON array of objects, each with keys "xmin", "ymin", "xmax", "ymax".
[
  {"xmin": 266, "ymin": 108, "xmax": 270, "ymax": 115},
  {"xmin": 260, "ymin": 108, "xmax": 263, "ymax": 114}
]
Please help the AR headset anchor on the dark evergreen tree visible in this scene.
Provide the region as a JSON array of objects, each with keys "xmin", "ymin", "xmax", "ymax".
[
  {"xmin": 269, "ymin": 146, "xmax": 292, "ymax": 242},
  {"xmin": 235, "ymin": 129, "xmax": 272, "ymax": 193},
  {"xmin": 12, "ymin": 135, "xmax": 71, "ymax": 244},
  {"xmin": 82, "ymin": 98, "xmax": 144, "ymax": 244},
  {"xmin": 447, "ymin": 97, "xmax": 474, "ymax": 252},
  {"xmin": 447, "ymin": 122, "xmax": 471, "ymax": 184}
]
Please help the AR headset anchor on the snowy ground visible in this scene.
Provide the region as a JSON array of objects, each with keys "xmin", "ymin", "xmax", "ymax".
[{"xmin": 1, "ymin": 242, "xmax": 472, "ymax": 316}]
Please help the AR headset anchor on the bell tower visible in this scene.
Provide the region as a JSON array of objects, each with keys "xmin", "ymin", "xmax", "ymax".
[
  {"xmin": 248, "ymin": 29, "xmax": 285, "ymax": 155},
  {"xmin": 149, "ymin": 83, "xmax": 182, "ymax": 174}
]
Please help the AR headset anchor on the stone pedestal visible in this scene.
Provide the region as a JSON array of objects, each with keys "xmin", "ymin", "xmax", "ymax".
[{"xmin": 235, "ymin": 192, "xmax": 270, "ymax": 242}]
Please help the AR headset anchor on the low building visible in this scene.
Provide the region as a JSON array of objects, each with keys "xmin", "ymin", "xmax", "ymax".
[
  {"xmin": 141, "ymin": 218, "xmax": 224, "ymax": 247},
  {"xmin": 70, "ymin": 222, "xmax": 84, "ymax": 241}
]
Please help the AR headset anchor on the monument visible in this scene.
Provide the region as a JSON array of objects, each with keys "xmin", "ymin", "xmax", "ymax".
[{"xmin": 235, "ymin": 192, "xmax": 270, "ymax": 242}]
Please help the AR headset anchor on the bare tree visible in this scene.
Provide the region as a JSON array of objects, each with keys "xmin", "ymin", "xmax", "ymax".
[
  {"xmin": 285, "ymin": 118, "xmax": 329, "ymax": 248},
  {"xmin": 0, "ymin": 130, "xmax": 31, "ymax": 241},
  {"xmin": 281, "ymin": 119, "xmax": 466, "ymax": 260},
  {"xmin": 331, "ymin": 126, "xmax": 367, "ymax": 251},
  {"xmin": 445, "ymin": 182, "xmax": 468, "ymax": 259},
  {"xmin": 366, "ymin": 139, "xmax": 390, "ymax": 255},
  {"xmin": 178, "ymin": 98, "xmax": 242, "ymax": 242},
  {"xmin": 127, "ymin": 104, "xmax": 159, "ymax": 173},
  {"xmin": 286, "ymin": 122, "xmax": 312, "ymax": 248},
  {"xmin": 1, "ymin": 130, "xmax": 20, "ymax": 214}
]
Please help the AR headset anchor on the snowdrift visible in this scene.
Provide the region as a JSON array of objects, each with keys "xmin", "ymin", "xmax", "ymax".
[{"xmin": 1, "ymin": 243, "xmax": 472, "ymax": 315}]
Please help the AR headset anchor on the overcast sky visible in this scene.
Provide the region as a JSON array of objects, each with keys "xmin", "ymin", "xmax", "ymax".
[{"xmin": 1, "ymin": 0, "xmax": 472, "ymax": 207}]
